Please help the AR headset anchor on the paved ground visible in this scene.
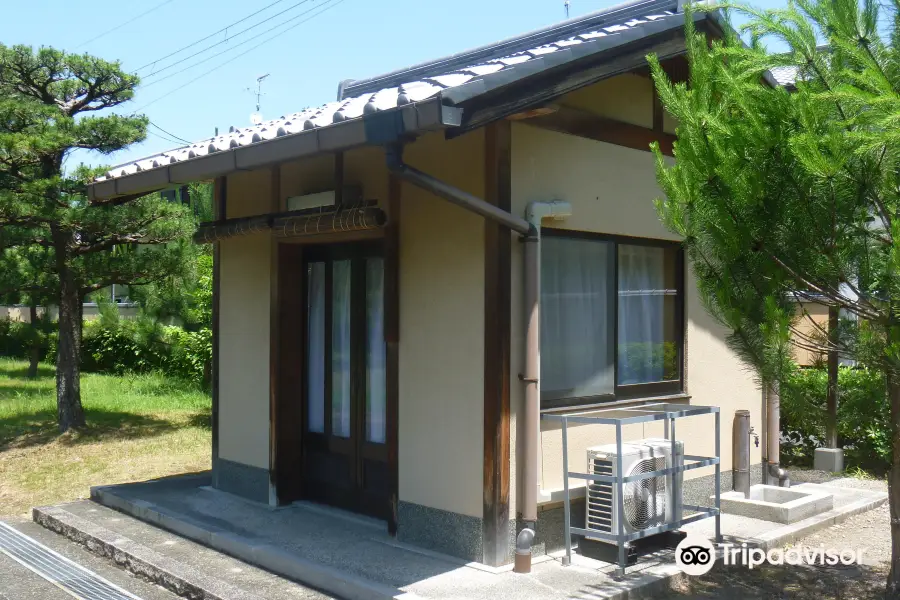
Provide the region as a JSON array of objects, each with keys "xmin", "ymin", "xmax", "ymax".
[
  {"xmin": 0, "ymin": 518, "xmax": 179, "ymax": 600},
  {"xmin": 663, "ymin": 476, "xmax": 891, "ymax": 599}
]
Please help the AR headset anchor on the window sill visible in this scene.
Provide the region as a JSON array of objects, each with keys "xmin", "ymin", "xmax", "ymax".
[{"xmin": 539, "ymin": 392, "xmax": 691, "ymax": 415}]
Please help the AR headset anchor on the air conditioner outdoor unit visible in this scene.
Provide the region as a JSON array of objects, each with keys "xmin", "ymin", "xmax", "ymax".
[{"xmin": 585, "ymin": 438, "xmax": 683, "ymax": 542}]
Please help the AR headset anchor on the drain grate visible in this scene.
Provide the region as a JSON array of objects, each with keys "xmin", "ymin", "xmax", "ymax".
[{"xmin": 0, "ymin": 521, "xmax": 142, "ymax": 600}]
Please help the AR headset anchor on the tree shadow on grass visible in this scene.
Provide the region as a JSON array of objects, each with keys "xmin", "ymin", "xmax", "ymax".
[
  {"xmin": 2, "ymin": 364, "xmax": 57, "ymax": 380},
  {"xmin": 0, "ymin": 409, "xmax": 183, "ymax": 451},
  {"xmin": 186, "ymin": 412, "xmax": 211, "ymax": 430}
]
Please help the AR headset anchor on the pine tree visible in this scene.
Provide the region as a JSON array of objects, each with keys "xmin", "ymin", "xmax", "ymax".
[
  {"xmin": 0, "ymin": 45, "xmax": 195, "ymax": 432},
  {"xmin": 650, "ymin": 0, "xmax": 900, "ymax": 593}
]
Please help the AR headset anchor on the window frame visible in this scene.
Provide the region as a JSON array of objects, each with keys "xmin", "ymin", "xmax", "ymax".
[{"xmin": 540, "ymin": 228, "xmax": 685, "ymax": 410}]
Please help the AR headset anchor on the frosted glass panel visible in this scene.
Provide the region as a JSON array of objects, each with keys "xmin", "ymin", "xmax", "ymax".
[
  {"xmin": 306, "ymin": 262, "xmax": 325, "ymax": 433},
  {"xmin": 366, "ymin": 258, "xmax": 386, "ymax": 443},
  {"xmin": 331, "ymin": 260, "xmax": 352, "ymax": 438}
]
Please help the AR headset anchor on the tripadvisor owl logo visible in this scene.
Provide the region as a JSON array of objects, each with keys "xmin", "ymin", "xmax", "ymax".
[
  {"xmin": 674, "ymin": 533, "xmax": 867, "ymax": 575},
  {"xmin": 675, "ymin": 534, "xmax": 715, "ymax": 576}
]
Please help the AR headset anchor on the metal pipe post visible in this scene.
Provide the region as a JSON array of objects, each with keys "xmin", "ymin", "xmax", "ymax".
[
  {"xmin": 715, "ymin": 410, "xmax": 721, "ymax": 543},
  {"xmin": 670, "ymin": 416, "xmax": 677, "ymax": 525},
  {"xmin": 616, "ymin": 421, "xmax": 625, "ymax": 577},
  {"xmin": 562, "ymin": 417, "xmax": 572, "ymax": 566},
  {"xmin": 732, "ymin": 409, "xmax": 751, "ymax": 497}
]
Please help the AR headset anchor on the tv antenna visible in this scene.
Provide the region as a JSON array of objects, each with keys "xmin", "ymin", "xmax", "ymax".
[
  {"xmin": 564, "ymin": 0, "xmax": 570, "ymax": 18},
  {"xmin": 248, "ymin": 73, "xmax": 270, "ymax": 125}
]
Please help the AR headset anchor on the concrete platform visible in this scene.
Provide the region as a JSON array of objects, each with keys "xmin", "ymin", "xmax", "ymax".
[
  {"xmin": 31, "ymin": 474, "xmax": 889, "ymax": 600},
  {"xmin": 718, "ymin": 485, "xmax": 834, "ymax": 523}
]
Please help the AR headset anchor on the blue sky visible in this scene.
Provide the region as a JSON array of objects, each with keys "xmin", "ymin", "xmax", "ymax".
[{"xmin": 2, "ymin": 0, "xmax": 783, "ymax": 172}]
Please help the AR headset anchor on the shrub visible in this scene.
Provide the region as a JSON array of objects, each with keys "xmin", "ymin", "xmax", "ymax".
[
  {"xmin": 81, "ymin": 318, "xmax": 169, "ymax": 375},
  {"xmin": 1, "ymin": 316, "xmax": 211, "ymax": 389},
  {"xmin": 164, "ymin": 326, "xmax": 212, "ymax": 388},
  {"xmin": 0, "ymin": 316, "xmax": 55, "ymax": 361},
  {"xmin": 780, "ymin": 366, "xmax": 888, "ymax": 470}
]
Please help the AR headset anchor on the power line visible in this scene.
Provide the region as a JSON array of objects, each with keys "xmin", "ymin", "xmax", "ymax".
[
  {"xmin": 146, "ymin": 129, "xmax": 185, "ymax": 146},
  {"xmin": 75, "ymin": 0, "xmax": 177, "ymax": 49},
  {"xmin": 149, "ymin": 122, "xmax": 192, "ymax": 144},
  {"xmin": 140, "ymin": 0, "xmax": 334, "ymax": 90},
  {"xmin": 132, "ymin": 0, "xmax": 347, "ymax": 113},
  {"xmin": 134, "ymin": 0, "xmax": 291, "ymax": 72},
  {"xmin": 141, "ymin": 0, "xmax": 315, "ymax": 80}
]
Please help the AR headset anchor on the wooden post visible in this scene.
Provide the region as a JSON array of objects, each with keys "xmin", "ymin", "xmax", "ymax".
[{"xmin": 483, "ymin": 120, "xmax": 512, "ymax": 567}]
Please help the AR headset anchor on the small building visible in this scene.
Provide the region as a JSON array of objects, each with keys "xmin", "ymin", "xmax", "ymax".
[{"xmin": 89, "ymin": 0, "xmax": 766, "ymax": 567}]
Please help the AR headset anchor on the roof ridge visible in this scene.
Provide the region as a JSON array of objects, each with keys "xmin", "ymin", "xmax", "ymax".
[{"xmin": 339, "ymin": 0, "xmax": 680, "ymax": 99}]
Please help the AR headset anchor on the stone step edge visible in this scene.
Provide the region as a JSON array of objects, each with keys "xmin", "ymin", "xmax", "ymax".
[
  {"xmin": 89, "ymin": 488, "xmax": 414, "ymax": 600},
  {"xmin": 32, "ymin": 504, "xmax": 263, "ymax": 600}
]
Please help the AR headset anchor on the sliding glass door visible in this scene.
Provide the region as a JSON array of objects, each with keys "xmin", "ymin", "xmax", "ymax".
[{"xmin": 302, "ymin": 242, "xmax": 389, "ymax": 518}]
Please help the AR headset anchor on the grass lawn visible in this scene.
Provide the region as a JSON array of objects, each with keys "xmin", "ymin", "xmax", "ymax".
[{"xmin": 0, "ymin": 358, "xmax": 211, "ymax": 517}]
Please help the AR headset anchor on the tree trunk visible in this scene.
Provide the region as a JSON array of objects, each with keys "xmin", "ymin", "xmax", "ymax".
[
  {"xmin": 887, "ymin": 374, "xmax": 900, "ymax": 599},
  {"xmin": 826, "ymin": 306, "xmax": 839, "ymax": 448},
  {"xmin": 56, "ymin": 261, "xmax": 85, "ymax": 432},
  {"xmin": 27, "ymin": 302, "xmax": 40, "ymax": 379}
]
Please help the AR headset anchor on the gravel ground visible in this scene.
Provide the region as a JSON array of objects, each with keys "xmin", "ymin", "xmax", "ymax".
[{"xmin": 662, "ymin": 471, "xmax": 891, "ymax": 599}]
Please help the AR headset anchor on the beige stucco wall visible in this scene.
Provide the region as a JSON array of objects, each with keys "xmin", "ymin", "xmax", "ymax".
[
  {"xmin": 396, "ymin": 130, "xmax": 486, "ymax": 519},
  {"xmin": 562, "ymin": 73, "xmax": 654, "ymax": 128},
  {"xmin": 217, "ymin": 169, "xmax": 274, "ymax": 470},
  {"xmin": 509, "ymin": 122, "xmax": 763, "ymax": 516}
]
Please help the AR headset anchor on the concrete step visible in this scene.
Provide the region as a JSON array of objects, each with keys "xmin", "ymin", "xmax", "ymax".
[{"xmin": 33, "ymin": 502, "xmax": 336, "ymax": 600}]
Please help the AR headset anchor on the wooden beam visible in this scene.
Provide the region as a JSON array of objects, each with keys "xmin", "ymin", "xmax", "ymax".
[
  {"xmin": 482, "ymin": 120, "xmax": 512, "ymax": 567},
  {"xmin": 273, "ymin": 242, "xmax": 304, "ymax": 504},
  {"xmin": 527, "ymin": 104, "xmax": 675, "ymax": 157},
  {"xmin": 634, "ymin": 54, "xmax": 691, "ymax": 84},
  {"xmin": 385, "ymin": 174, "xmax": 401, "ymax": 536},
  {"xmin": 269, "ymin": 165, "xmax": 304, "ymax": 506}
]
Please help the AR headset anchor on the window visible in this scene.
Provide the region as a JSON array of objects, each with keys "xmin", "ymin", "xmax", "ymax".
[{"xmin": 540, "ymin": 230, "xmax": 683, "ymax": 408}]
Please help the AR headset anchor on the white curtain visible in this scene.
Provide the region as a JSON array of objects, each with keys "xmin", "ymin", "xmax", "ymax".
[
  {"xmin": 617, "ymin": 245, "xmax": 668, "ymax": 384},
  {"xmin": 366, "ymin": 257, "xmax": 386, "ymax": 443},
  {"xmin": 307, "ymin": 262, "xmax": 325, "ymax": 433},
  {"xmin": 331, "ymin": 260, "xmax": 352, "ymax": 438},
  {"xmin": 541, "ymin": 236, "xmax": 614, "ymax": 399}
]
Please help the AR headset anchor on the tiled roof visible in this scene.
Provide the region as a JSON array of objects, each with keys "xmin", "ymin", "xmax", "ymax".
[
  {"xmin": 97, "ymin": 0, "xmax": 691, "ymax": 184},
  {"xmin": 769, "ymin": 65, "xmax": 799, "ymax": 87}
]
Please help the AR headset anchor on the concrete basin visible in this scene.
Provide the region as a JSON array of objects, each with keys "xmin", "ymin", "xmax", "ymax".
[{"xmin": 715, "ymin": 484, "xmax": 834, "ymax": 524}]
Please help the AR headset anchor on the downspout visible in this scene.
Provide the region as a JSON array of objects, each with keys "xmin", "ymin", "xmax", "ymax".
[
  {"xmin": 517, "ymin": 200, "xmax": 572, "ymax": 574},
  {"xmin": 766, "ymin": 383, "xmax": 790, "ymax": 487},
  {"xmin": 384, "ymin": 144, "xmax": 571, "ymax": 573}
]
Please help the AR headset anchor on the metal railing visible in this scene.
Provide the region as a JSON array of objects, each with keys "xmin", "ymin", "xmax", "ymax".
[{"xmin": 542, "ymin": 402, "xmax": 722, "ymax": 576}]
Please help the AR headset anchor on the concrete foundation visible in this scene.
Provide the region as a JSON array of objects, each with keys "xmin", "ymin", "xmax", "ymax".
[
  {"xmin": 814, "ymin": 448, "xmax": 844, "ymax": 473},
  {"xmin": 718, "ymin": 484, "xmax": 833, "ymax": 524}
]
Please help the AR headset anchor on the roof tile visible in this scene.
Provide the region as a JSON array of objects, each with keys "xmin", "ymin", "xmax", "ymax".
[{"xmin": 98, "ymin": 0, "xmax": 690, "ymax": 184}]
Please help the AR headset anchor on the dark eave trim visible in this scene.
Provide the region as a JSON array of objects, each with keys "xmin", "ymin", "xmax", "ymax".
[
  {"xmin": 88, "ymin": 98, "xmax": 462, "ymax": 202},
  {"xmin": 445, "ymin": 13, "xmax": 715, "ymax": 137}
]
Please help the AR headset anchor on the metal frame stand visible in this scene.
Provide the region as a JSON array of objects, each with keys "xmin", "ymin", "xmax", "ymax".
[{"xmin": 544, "ymin": 403, "xmax": 721, "ymax": 576}]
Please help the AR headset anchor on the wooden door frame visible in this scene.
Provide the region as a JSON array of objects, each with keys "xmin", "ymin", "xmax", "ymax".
[{"xmin": 271, "ymin": 237, "xmax": 397, "ymax": 530}]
